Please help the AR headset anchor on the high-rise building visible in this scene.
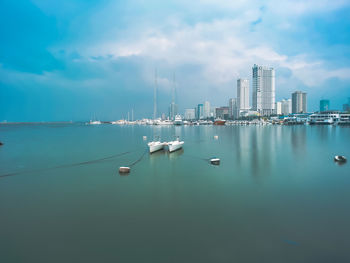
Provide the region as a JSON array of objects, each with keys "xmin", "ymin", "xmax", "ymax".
[
  {"xmin": 184, "ymin": 109, "xmax": 196, "ymax": 120},
  {"xmin": 276, "ymin": 101, "xmax": 282, "ymax": 115},
  {"xmin": 252, "ymin": 64, "xmax": 275, "ymax": 116},
  {"xmin": 203, "ymin": 101, "xmax": 211, "ymax": 119},
  {"xmin": 197, "ymin": 104, "xmax": 204, "ymax": 120},
  {"xmin": 292, "ymin": 91, "xmax": 307, "ymax": 113},
  {"xmin": 237, "ymin": 79, "xmax": 250, "ymax": 112},
  {"xmin": 320, "ymin": 99, "xmax": 330, "ymax": 112},
  {"xmin": 281, "ymin": 99, "xmax": 292, "ymax": 115},
  {"xmin": 229, "ymin": 98, "xmax": 239, "ymax": 119},
  {"xmin": 169, "ymin": 102, "xmax": 178, "ymax": 120}
]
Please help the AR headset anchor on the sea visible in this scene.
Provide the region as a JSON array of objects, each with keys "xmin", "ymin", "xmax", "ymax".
[{"xmin": 1, "ymin": 123, "xmax": 350, "ymax": 263}]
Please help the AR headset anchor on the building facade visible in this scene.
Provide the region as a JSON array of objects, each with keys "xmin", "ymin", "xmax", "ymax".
[
  {"xmin": 184, "ymin": 109, "xmax": 196, "ymax": 120},
  {"xmin": 252, "ymin": 64, "xmax": 275, "ymax": 116},
  {"xmin": 169, "ymin": 102, "xmax": 178, "ymax": 120},
  {"xmin": 229, "ymin": 98, "xmax": 239, "ymax": 119},
  {"xmin": 292, "ymin": 91, "xmax": 307, "ymax": 113},
  {"xmin": 281, "ymin": 99, "xmax": 292, "ymax": 115},
  {"xmin": 197, "ymin": 104, "xmax": 204, "ymax": 120},
  {"xmin": 215, "ymin": 107, "xmax": 229, "ymax": 120},
  {"xmin": 237, "ymin": 79, "xmax": 250, "ymax": 112},
  {"xmin": 203, "ymin": 101, "xmax": 211, "ymax": 119},
  {"xmin": 276, "ymin": 101, "xmax": 282, "ymax": 115}
]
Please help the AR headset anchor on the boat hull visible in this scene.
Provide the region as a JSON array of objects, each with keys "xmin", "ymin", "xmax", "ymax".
[
  {"xmin": 168, "ymin": 142, "xmax": 184, "ymax": 152},
  {"xmin": 148, "ymin": 143, "xmax": 165, "ymax": 153}
]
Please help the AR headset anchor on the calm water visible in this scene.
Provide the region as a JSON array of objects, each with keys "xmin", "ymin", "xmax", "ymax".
[{"xmin": 1, "ymin": 124, "xmax": 350, "ymax": 263}]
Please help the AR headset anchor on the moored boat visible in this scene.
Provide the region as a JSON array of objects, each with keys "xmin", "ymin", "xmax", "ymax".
[
  {"xmin": 167, "ymin": 138, "xmax": 184, "ymax": 152},
  {"xmin": 214, "ymin": 119, "xmax": 226, "ymax": 125},
  {"xmin": 148, "ymin": 140, "xmax": 166, "ymax": 153}
]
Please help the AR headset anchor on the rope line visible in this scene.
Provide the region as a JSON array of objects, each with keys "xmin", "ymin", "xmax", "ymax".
[{"xmin": 0, "ymin": 151, "xmax": 133, "ymax": 178}]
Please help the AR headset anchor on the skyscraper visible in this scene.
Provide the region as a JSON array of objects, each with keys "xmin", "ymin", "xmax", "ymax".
[
  {"xmin": 281, "ymin": 99, "xmax": 292, "ymax": 115},
  {"xmin": 229, "ymin": 98, "xmax": 238, "ymax": 119},
  {"xmin": 276, "ymin": 101, "xmax": 282, "ymax": 115},
  {"xmin": 184, "ymin": 109, "xmax": 196, "ymax": 120},
  {"xmin": 169, "ymin": 102, "xmax": 178, "ymax": 120},
  {"xmin": 292, "ymin": 91, "xmax": 307, "ymax": 113},
  {"xmin": 203, "ymin": 101, "xmax": 211, "ymax": 119},
  {"xmin": 237, "ymin": 79, "xmax": 250, "ymax": 113},
  {"xmin": 197, "ymin": 104, "xmax": 204, "ymax": 120},
  {"xmin": 320, "ymin": 99, "xmax": 330, "ymax": 112},
  {"xmin": 252, "ymin": 64, "xmax": 275, "ymax": 116}
]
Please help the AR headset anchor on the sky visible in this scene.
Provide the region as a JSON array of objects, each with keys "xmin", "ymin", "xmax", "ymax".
[{"xmin": 1, "ymin": 0, "xmax": 350, "ymax": 121}]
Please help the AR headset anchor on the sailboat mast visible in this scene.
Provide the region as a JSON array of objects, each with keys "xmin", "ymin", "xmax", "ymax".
[{"xmin": 153, "ymin": 69, "xmax": 157, "ymax": 120}]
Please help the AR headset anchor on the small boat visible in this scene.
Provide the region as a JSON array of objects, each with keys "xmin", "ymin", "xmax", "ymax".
[
  {"xmin": 210, "ymin": 158, "xmax": 220, "ymax": 165},
  {"xmin": 148, "ymin": 140, "xmax": 166, "ymax": 153},
  {"xmin": 167, "ymin": 138, "xmax": 184, "ymax": 152},
  {"xmin": 119, "ymin": 166, "xmax": 130, "ymax": 174},
  {"xmin": 334, "ymin": 155, "xmax": 347, "ymax": 163},
  {"xmin": 214, "ymin": 119, "xmax": 226, "ymax": 125},
  {"xmin": 89, "ymin": 120, "xmax": 102, "ymax": 125}
]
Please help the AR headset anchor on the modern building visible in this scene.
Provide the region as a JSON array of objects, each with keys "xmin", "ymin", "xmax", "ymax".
[
  {"xmin": 197, "ymin": 104, "xmax": 204, "ymax": 120},
  {"xmin": 281, "ymin": 99, "xmax": 292, "ymax": 115},
  {"xmin": 237, "ymin": 79, "xmax": 250, "ymax": 112},
  {"xmin": 343, "ymin": 98, "xmax": 350, "ymax": 112},
  {"xmin": 184, "ymin": 108, "xmax": 196, "ymax": 120},
  {"xmin": 276, "ymin": 101, "xmax": 282, "ymax": 115},
  {"xmin": 252, "ymin": 64, "xmax": 275, "ymax": 116},
  {"xmin": 169, "ymin": 102, "xmax": 178, "ymax": 120},
  {"xmin": 229, "ymin": 98, "xmax": 239, "ymax": 119},
  {"xmin": 292, "ymin": 91, "xmax": 307, "ymax": 113},
  {"xmin": 215, "ymin": 107, "xmax": 229, "ymax": 120},
  {"xmin": 203, "ymin": 101, "xmax": 211, "ymax": 119},
  {"xmin": 320, "ymin": 99, "xmax": 330, "ymax": 112}
]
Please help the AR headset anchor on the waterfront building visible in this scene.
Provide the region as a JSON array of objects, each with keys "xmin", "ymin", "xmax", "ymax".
[
  {"xmin": 169, "ymin": 102, "xmax": 178, "ymax": 120},
  {"xmin": 252, "ymin": 64, "xmax": 275, "ymax": 116},
  {"xmin": 292, "ymin": 91, "xmax": 307, "ymax": 113},
  {"xmin": 203, "ymin": 101, "xmax": 211, "ymax": 119},
  {"xmin": 309, "ymin": 111, "xmax": 340, "ymax": 125},
  {"xmin": 210, "ymin": 107, "xmax": 216, "ymax": 118},
  {"xmin": 276, "ymin": 101, "xmax": 282, "ymax": 115},
  {"xmin": 184, "ymin": 109, "xmax": 196, "ymax": 120},
  {"xmin": 197, "ymin": 104, "xmax": 204, "ymax": 120},
  {"xmin": 281, "ymin": 99, "xmax": 292, "ymax": 115},
  {"xmin": 229, "ymin": 98, "xmax": 239, "ymax": 119},
  {"xmin": 215, "ymin": 107, "xmax": 229, "ymax": 120},
  {"xmin": 237, "ymin": 79, "xmax": 250, "ymax": 112},
  {"xmin": 343, "ymin": 98, "xmax": 350, "ymax": 112},
  {"xmin": 320, "ymin": 99, "xmax": 330, "ymax": 112}
]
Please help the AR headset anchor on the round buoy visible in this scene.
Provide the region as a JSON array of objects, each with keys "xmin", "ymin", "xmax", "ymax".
[
  {"xmin": 210, "ymin": 158, "xmax": 220, "ymax": 165},
  {"xmin": 119, "ymin": 166, "xmax": 130, "ymax": 174},
  {"xmin": 214, "ymin": 135, "xmax": 219, "ymax": 140},
  {"xmin": 334, "ymin": 155, "xmax": 347, "ymax": 163},
  {"xmin": 143, "ymin": 136, "xmax": 147, "ymax": 141}
]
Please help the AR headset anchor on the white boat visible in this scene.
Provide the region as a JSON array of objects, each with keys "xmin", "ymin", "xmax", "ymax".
[
  {"xmin": 167, "ymin": 138, "xmax": 184, "ymax": 152},
  {"xmin": 174, "ymin": 115, "xmax": 183, "ymax": 125},
  {"xmin": 89, "ymin": 120, "xmax": 101, "ymax": 125},
  {"xmin": 148, "ymin": 141, "xmax": 166, "ymax": 153}
]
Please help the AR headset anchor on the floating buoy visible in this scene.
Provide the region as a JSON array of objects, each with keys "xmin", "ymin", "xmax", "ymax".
[
  {"xmin": 214, "ymin": 135, "xmax": 219, "ymax": 140},
  {"xmin": 143, "ymin": 136, "xmax": 147, "ymax": 141},
  {"xmin": 210, "ymin": 158, "xmax": 220, "ymax": 165},
  {"xmin": 119, "ymin": 166, "xmax": 130, "ymax": 174},
  {"xmin": 334, "ymin": 155, "xmax": 347, "ymax": 163}
]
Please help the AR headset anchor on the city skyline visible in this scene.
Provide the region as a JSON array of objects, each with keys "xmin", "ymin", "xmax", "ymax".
[{"xmin": 1, "ymin": 0, "xmax": 350, "ymax": 121}]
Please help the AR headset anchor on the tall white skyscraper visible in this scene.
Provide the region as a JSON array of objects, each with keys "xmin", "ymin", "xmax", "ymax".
[
  {"xmin": 276, "ymin": 101, "xmax": 282, "ymax": 115},
  {"xmin": 292, "ymin": 91, "xmax": 307, "ymax": 113},
  {"xmin": 237, "ymin": 79, "xmax": 250, "ymax": 112},
  {"xmin": 184, "ymin": 109, "xmax": 196, "ymax": 120},
  {"xmin": 203, "ymin": 101, "xmax": 211, "ymax": 119},
  {"xmin": 252, "ymin": 64, "xmax": 275, "ymax": 116}
]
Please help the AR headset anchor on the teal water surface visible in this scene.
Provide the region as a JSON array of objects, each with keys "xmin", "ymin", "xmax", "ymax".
[{"xmin": 1, "ymin": 124, "xmax": 350, "ymax": 263}]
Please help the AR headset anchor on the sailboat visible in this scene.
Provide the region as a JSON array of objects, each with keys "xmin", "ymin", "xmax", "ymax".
[
  {"xmin": 167, "ymin": 137, "xmax": 184, "ymax": 152},
  {"xmin": 148, "ymin": 137, "xmax": 166, "ymax": 153}
]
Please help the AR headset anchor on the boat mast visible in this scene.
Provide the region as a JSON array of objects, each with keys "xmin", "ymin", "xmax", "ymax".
[{"xmin": 153, "ymin": 69, "xmax": 157, "ymax": 120}]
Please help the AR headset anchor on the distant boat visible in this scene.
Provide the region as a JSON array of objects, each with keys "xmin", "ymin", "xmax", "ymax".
[
  {"xmin": 174, "ymin": 115, "xmax": 183, "ymax": 125},
  {"xmin": 89, "ymin": 120, "xmax": 101, "ymax": 125},
  {"xmin": 148, "ymin": 140, "xmax": 166, "ymax": 153},
  {"xmin": 214, "ymin": 119, "xmax": 226, "ymax": 125},
  {"xmin": 167, "ymin": 137, "xmax": 184, "ymax": 152}
]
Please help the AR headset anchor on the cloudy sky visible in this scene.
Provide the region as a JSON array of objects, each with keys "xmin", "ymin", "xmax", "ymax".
[{"xmin": 1, "ymin": 0, "xmax": 350, "ymax": 121}]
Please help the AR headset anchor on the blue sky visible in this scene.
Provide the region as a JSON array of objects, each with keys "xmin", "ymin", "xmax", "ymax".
[{"xmin": 1, "ymin": 0, "xmax": 350, "ymax": 121}]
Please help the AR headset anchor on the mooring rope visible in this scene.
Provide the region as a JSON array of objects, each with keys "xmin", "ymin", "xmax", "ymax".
[
  {"xmin": 0, "ymin": 151, "xmax": 133, "ymax": 178},
  {"xmin": 125, "ymin": 149, "xmax": 148, "ymax": 167}
]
